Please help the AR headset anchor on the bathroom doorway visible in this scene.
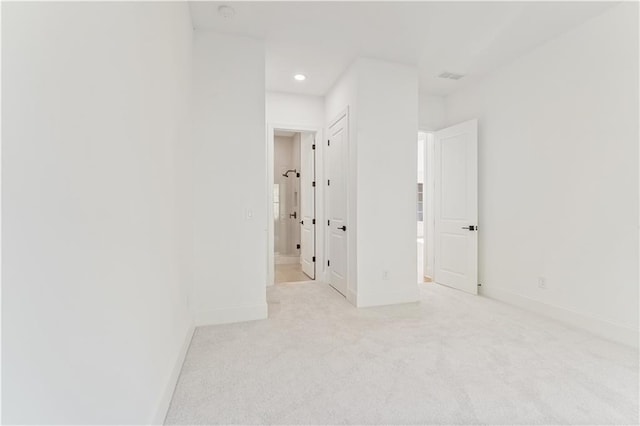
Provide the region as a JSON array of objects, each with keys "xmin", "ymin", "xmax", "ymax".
[{"xmin": 273, "ymin": 129, "xmax": 316, "ymax": 284}]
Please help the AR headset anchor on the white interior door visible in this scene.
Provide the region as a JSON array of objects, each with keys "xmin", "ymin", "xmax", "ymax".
[
  {"xmin": 434, "ymin": 119, "xmax": 478, "ymax": 294},
  {"xmin": 327, "ymin": 114, "xmax": 348, "ymax": 296},
  {"xmin": 300, "ymin": 132, "xmax": 315, "ymax": 279}
]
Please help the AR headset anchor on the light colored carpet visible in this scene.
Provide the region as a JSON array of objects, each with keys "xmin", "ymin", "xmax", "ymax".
[{"xmin": 165, "ymin": 282, "xmax": 639, "ymax": 425}]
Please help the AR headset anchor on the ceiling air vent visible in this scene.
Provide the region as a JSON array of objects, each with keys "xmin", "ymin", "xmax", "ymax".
[{"xmin": 438, "ymin": 71, "xmax": 465, "ymax": 80}]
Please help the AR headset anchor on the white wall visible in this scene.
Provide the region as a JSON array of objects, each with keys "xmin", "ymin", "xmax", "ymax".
[
  {"xmin": 326, "ymin": 58, "xmax": 421, "ymax": 307},
  {"xmin": 266, "ymin": 92, "xmax": 325, "ymax": 128},
  {"xmin": 191, "ymin": 32, "xmax": 268, "ymax": 325},
  {"xmin": 356, "ymin": 58, "xmax": 421, "ymax": 307},
  {"xmin": 2, "ymin": 2, "xmax": 194, "ymax": 423},
  {"xmin": 419, "ymin": 93, "xmax": 446, "ymax": 131},
  {"xmin": 445, "ymin": 2, "xmax": 639, "ymax": 346}
]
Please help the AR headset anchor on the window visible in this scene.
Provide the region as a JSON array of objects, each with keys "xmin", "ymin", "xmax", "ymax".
[{"xmin": 417, "ymin": 183, "xmax": 424, "ymax": 222}]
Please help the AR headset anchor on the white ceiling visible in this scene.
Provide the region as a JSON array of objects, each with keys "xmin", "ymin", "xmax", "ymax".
[{"xmin": 189, "ymin": 1, "xmax": 615, "ymax": 97}]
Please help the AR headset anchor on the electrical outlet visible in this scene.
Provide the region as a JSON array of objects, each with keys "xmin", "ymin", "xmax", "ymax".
[
  {"xmin": 538, "ymin": 277, "xmax": 546, "ymax": 289},
  {"xmin": 382, "ymin": 270, "xmax": 390, "ymax": 280}
]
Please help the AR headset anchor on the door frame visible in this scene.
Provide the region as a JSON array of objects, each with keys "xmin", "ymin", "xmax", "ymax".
[
  {"xmin": 418, "ymin": 130, "xmax": 436, "ymax": 281},
  {"xmin": 325, "ymin": 109, "xmax": 352, "ymax": 299},
  {"xmin": 267, "ymin": 124, "xmax": 323, "ymax": 287}
]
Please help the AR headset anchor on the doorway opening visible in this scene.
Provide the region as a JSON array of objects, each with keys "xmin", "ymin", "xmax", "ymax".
[
  {"xmin": 417, "ymin": 131, "xmax": 435, "ymax": 283},
  {"xmin": 273, "ymin": 129, "xmax": 317, "ymax": 284},
  {"xmin": 418, "ymin": 120, "xmax": 479, "ymax": 294}
]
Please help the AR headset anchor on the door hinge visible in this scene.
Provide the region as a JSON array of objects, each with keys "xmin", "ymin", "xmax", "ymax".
[
  {"xmin": 327, "ymin": 140, "xmax": 330, "ymax": 146},
  {"xmin": 296, "ymin": 243, "xmax": 300, "ymax": 249},
  {"xmin": 312, "ymin": 144, "xmax": 316, "ymax": 150},
  {"xmin": 327, "ymin": 220, "xmax": 330, "ymax": 226},
  {"xmin": 327, "ymin": 179, "xmax": 330, "ymax": 186},
  {"xmin": 312, "ymin": 181, "xmax": 316, "ymax": 187},
  {"xmin": 327, "ymin": 260, "xmax": 330, "ymax": 267},
  {"xmin": 312, "ymin": 219, "xmax": 316, "ymax": 225},
  {"xmin": 312, "ymin": 256, "xmax": 316, "ymax": 263}
]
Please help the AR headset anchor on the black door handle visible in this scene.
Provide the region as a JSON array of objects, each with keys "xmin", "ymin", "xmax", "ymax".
[
  {"xmin": 289, "ymin": 212, "xmax": 297, "ymax": 219},
  {"xmin": 461, "ymin": 225, "xmax": 476, "ymax": 231},
  {"xmin": 338, "ymin": 226, "xmax": 347, "ymax": 231}
]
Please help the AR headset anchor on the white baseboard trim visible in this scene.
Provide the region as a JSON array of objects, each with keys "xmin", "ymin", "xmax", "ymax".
[
  {"xmin": 152, "ymin": 322, "xmax": 195, "ymax": 425},
  {"xmin": 480, "ymin": 286, "xmax": 639, "ymax": 348},
  {"xmin": 356, "ymin": 285, "xmax": 421, "ymax": 308},
  {"xmin": 195, "ymin": 303, "xmax": 268, "ymax": 327},
  {"xmin": 346, "ymin": 288, "xmax": 357, "ymax": 306}
]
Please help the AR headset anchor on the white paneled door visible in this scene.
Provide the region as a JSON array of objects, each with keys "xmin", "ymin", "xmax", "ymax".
[
  {"xmin": 327, "ymin": 114, "xmax": 348, "ymax": 296},
  {"xmin": 300, "ymin": 132, "xmax": 316, "ymax": 279},
  {"xmin": 434, "ymin": 119, "xmax": 478, "ymax": 294}
]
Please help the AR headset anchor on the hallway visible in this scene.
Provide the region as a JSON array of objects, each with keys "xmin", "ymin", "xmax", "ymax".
[{"xmin": 165, "ymin": 282, "xmax": 638, "ymax": 424}]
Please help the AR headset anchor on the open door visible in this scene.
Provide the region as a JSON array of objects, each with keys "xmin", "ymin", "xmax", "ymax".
[
  {"xmin": 434, "ymin": 119, "xmax": 478, "ymax": 294},
  {"xmin": 300, "ymin": 132, "xmax": 315, "ymax": 279},
  {"xmin": 327, "ymin": 114, "xmax": 348, "ymax": 296}
]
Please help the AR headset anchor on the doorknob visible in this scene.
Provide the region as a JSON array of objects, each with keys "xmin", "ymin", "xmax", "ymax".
[
  {"xmin": 337, "ymin": 226, "xmax": 347, "ymax": 231},
  {"xmin": 461, "ymin": 225, "xmax": 477, "ymax": 231}
]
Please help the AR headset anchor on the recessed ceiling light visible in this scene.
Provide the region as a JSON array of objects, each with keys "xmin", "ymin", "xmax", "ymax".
[
  {"xmin": 294, "ymin": 74, "xmax": 306, "ymax": 81},
  {"xmin": 218, "ymin": 5, "xmax": 235, "ymax": 19}
]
